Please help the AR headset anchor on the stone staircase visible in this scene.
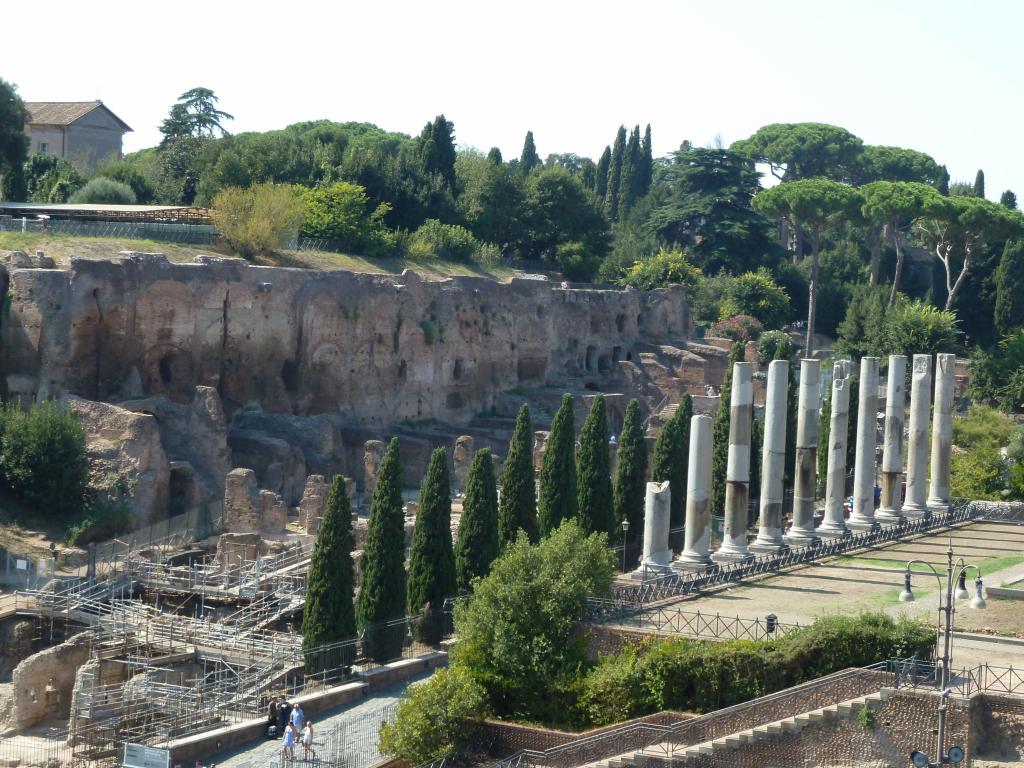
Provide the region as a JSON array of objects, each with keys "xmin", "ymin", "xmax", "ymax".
[{"xmin": 589, "ymin": 687, "xmax": 895, "ymax": 768}]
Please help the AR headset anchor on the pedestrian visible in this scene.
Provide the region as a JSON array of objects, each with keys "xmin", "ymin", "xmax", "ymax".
[
  {"xmin": 267, "ymin": 697, "xmax": 278, "ymax": 731},
  {"xmin": 282, "ymin": 722, "xmax": 296, "ymax": 761},
  {"xmin": 279, "ymin": 699, "xmax": 292, "ymax": 734},
  {"xmin": 302, "ymin": 720, "xmax": 315, "ymax": 761},
  {"xmin": 291, "ymin": 703, "xmax": 304, "ymax": 731}
]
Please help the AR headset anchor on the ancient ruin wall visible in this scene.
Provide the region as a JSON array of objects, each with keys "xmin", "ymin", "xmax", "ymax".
[{"xmin": 1, "ymin": 254, "xmax": 690, "ymax": 426}]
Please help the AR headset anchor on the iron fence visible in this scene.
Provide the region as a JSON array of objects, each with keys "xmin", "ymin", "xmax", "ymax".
[
  {"xmin": 583, "ymin": 598, "xmax": 800, "ymax": 641},
  {"xmin": 0, "ymin": 215, "xmax": 218, "ymax": 244},
  {"xmin": 268, "ymin": 703, "xmax": 399, "ymax": 768}
]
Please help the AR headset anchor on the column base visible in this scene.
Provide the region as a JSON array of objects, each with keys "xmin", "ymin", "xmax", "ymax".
[
  {"xmin": 902, "ymin": 503, "xmax": 931, "ymax": 520},
  {"xmin": 749, "ymin": 538, "xmax": 788, "ymax": 555},
  {"xmin": 875, "ymin": 509, "xmax": 904, "ymax": 525},
  {"xmin": 848, "ymin": 515, "xmax": 879, "ymax": 532},
  {"xmin": 927, "ymin": 498, "xmax": 951, "ymax": 514},
  {"xmin": 630, "ymin": 560, "xmax": 673, "ymax": 580},
  {"xmin": 784, "ymin": 531, "xmax": 819, "ymax": 547},
  {"xmin": 712, "ymin": 547, "xmax": 754, "ymax": 564},
  {"xmin": 817, "ymin": 522, "xmax": 850, "ymax": 538},
  {"xmin": 673, "ymin": 555, "xmax": 713, "ymax": 574}
]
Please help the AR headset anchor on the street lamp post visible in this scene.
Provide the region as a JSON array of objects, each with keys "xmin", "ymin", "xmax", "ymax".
[
  {"xmin": 621, "ymin": 519, "xmax": 630, "ymax": 573},
  {"xmin": 897, "ymin": 542, "xmax": 984, "ymax": 768}
]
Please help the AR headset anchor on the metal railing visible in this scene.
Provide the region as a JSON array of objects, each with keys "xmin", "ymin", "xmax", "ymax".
[
  {"xmin": 0, "ymin": 215, "xmax": 218, "ymax": 244},
  {"xmin": 583, "ymin": 598, "xmax": 800, "ymax": 641}
]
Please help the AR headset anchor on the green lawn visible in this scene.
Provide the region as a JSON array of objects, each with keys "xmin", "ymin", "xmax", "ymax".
[
  {"xmin": 0, "ymin": 231, "xmax": 518, "ymax": 281},
  {"xmin": 841, "ymin": 554, "xmax": 1024, "ymax": 576}
]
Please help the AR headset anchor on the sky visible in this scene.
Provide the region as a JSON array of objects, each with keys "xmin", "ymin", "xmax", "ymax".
[{"xmin": 5, "ymin": 0, "xmax": 1022, "ymax": 197}]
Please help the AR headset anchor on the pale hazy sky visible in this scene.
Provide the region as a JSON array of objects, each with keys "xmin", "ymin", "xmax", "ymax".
[{"xmin": 5, "ymin": 0, "xmax": 1021, "ymax": 197}]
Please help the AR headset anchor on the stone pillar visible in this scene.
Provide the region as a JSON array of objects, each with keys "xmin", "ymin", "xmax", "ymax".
[
  {"xmin": 223, "ymin": 468, "xmax": 261, "ymax": 533},
  {"xmin": 632, "ymin": 481, "xmax": 672, "ymax": 577},
  {"xmin": 751, "ymin": 360, "xmax": 789, "ymax": 553},
  {"xmin": 362, "ymin": 440, "xmax": 387, "ymax": 505},
  {"xmin": 299, "ymin": 475, "xmax": 327, "ymax": 534},
  {"xmin": 927, "ymin": 353, "xmax": 955, "ymax": 513},
  {"xmin": 453, "ymin": 435, "xmax": 475, "ymax": 493},
  {"xmin": 713, "ymin": 362, "xmax": 754, "ymax": 563},
  {"xmin": 849, "ymin": 357, "xmax": 881, "ymax": 531},
  {"xmin": 820, "ymin": 360, "xmax": 853, "ymax": 537},
  {"xmin": 877, "ymin": 355, "xmax": 907, "ymax": 524},
  {"xmin": 676, "ymin": 414, "xmax": 714, "ymax": 572},
  {"xmin": 903, "ymin": 355, "xmax": 933, "ymax": 519},
  {"xmin": 786, "ymin": 359, "xmax": 822, "ymax": 544}
]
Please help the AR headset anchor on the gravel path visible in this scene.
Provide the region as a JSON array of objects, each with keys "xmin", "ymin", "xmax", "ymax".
[{"xmin": 207, "ymin": 670, "xmax": 433, "ymax": 768}]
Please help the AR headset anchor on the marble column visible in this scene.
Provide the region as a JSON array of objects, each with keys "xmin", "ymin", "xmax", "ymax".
[
  {"xmin": 632, "ymin": 481, "xmax": 672, "ymax": 578},
  {"xmin": 903, "ymin": 355, "xmax": 933, "ymax": 519},
  {"xmin": 819, "ymin": 359, "xmax": 853, "ymax": 537},
  {"xmin": 676, "ymin": 414, "xmax": 714, "ymax": 571},
  {"xmin": 877, "ymin": 355, "xmax": 908, "ymax": 524},
  {"xmin": 927, "ymin": 353, "xmax": 956, "ymax": 513},
  {"xmin": 714, "ymin": 362, "xmax": 754, "ymax": 563},
  {"xmin": 751, "ymin": 360, "xmax": 789, "ymax": 553},
  {"xmin": 785, "ymin": 359, "xmax": 822, "ymax": 544},
  {"xmin": 849, "ymin": 357, "xmax": 881, "ymax": 531}
]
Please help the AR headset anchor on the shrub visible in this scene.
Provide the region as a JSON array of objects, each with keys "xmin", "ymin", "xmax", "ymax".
[
  {"xmin": 211, "ymin": 183, "xmax": 305, "ymax": 259},
  {"xmin": 969, "ymin": 330, "xmax": 1024, "ymax": 409},
  {"xmin": 95, "ymin": 160, "xmax": 156, "ymax": 204},
  {"xmin": 709, "ymin": 314, "xmax": 763, "ymax": 342},
  {"xmin": 409, "ymin": 219, "xmax": 481, "ymax": 263},
  {"xmin": 302, "ymin": 181, "xmax": 393, "ymax": 256},
  {"xmin": 618, "ymin": 248, "xmax": 702, "ymax": 291},
  {"xmin": 719, "ymin": 269, "xmax": 791, "ymax": 329},
  {"xmin": 68, "ymin": 177, "xmax": 137, "ymax": 205},
  {"xmin": 0, "ymin": 402, "xmax": 89, "ymax": 520},
  {"xmin": 756, "ymin": 330, "xmax": 795, "ymax": 364},
  {"xmin": 65, "ymin": 500, "xmax": 132, "ymax": 546},
  {"xmin": 379, "ymin": 666, "xmax": 490, "ymax": 765}
]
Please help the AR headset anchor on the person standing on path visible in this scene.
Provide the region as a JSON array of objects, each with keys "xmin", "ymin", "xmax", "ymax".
[
  {"xmin": 279, "ymin": 700, "xmax": 292, "ymax": 734},
  {"xmin": 291, "ymin": 703, "xmax": 305, "ymax": 731},
  {"xmin": 301, "ymin": 721, "xmax": 315, "ymax": 761},
  {"xmin": 282, "ymin": 722, "xmax": 297, "ymax": 761}
]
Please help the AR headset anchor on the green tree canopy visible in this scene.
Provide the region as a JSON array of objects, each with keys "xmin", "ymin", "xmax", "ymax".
[
  {"xmin": 576, "ymin": 395, "xmax": 614, "ymax": 536},
  {"xmin": 995, "ymin": 240, "xmax": 1024, "ymax": 336},
  {"xmin": 974, "ymin": 169, "xmax": 986, "ymax": 199},
  {"xmin": 302, "ymin": 181, "xmax": 392, "ymax": 254},
  {"xmin": 455, "ymin": 150, "xmax": 525, "ymax": 250},
  {"xmin": 159, "ymin": 87, "xmax": 233, "ymax": 142},
  {"xmin": 617, "ymin": 248, "xmax": 702, "ymax": 291},
  {"xmin": 0, "ymin": 78, "xmax": 29, "ymax": 199},
  {"xmin": 520, "ymin": 130, "xmax": 541, "ymax": 176},
  {"xmin": 523, "ymin": 166, "xmax": 609, "ymax": 274},
  {"xmin": 357, "ymin": 437, "xmax": 408, "ymax": 661},
  {"xmin": 455, "ymin": 449, "xmax": 500, "ymax": 593},
  {"xmin": 1000, "ymin": 190, "xmax": 1018, "ymax": 210},
  {"xmin": 612, "ymin": 399, "xmax": 648, "ymax": 543},
  {"xmin": 417, "ymin": 115, "xmax": 457, "ymax": 192},
  {"xmin": 731, "ymin": 123, "xmax": 864, "ymax": 182},
  {"xmin": 719, "ymin": 269, "xmax": 792, "ymax": 329},
  {"xmin": 538, "ymin": 394, "xmax": 577, "ymax": 537},
  {"xmin": 651, "ymin": 395, "xmax": 691, "ymax": 537},
  {"xmin": 498, "ymin": 405, "xmax": 538, "ymax": 547},
  {"xmin": 853, "ymin": 145, "xmax": 945, "ymax": 187},
  {"xmin": 408, "ymin": 448, "xmax": 457, "ymax": 640}
]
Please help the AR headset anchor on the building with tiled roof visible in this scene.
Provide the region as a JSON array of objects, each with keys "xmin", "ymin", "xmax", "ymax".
[{"xmin": 25, "ymin": 101, "xmax": 132, "ymax": 171}]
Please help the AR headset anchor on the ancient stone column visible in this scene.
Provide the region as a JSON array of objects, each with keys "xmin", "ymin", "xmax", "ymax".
[
  {"xmin": 927, "ymin": 353, "xmax": 956, "ymax": 513},
  {"xmin": 751, "ymin": 360, "xmax": 789, "ymax": 553},
  {"xmin": 903, "ymin": 355, "xmax": 933, "ymax": 519},
  {"xmin": 877, "ymin": 355, "xmax": 908, "ymax": 524},
  {"xmin": 632, "ymin": 481, "xmax": 672, "ymax": 577},
  {"xmin": 849, "ymin": 357, "xmax": 881, "ymax": 531},
  {"xmin": 676, "ymin": 414, "xmax": 714, "ymax": 571},
  {"xmin": 713, "ymin": 362, "xmax": 754, "ymax": 563},
  {"xmin": 819, "ymin": 360, "xmax": 853, "ymax": 537},
  {"xmin": 785, "ymin": 359, "xmax": 822, "ymax": 544}
]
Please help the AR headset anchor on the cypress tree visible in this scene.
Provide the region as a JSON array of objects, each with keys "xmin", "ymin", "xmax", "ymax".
[
  {"xmin": 455, "ymin": 449, "xmax": 499, "ymax": 592},
  {"xmin": 613, "ymin": 399, "xmax": 647, "ymax": 542},
  {"xmin": 749, "ymin": 414, "xmax": 763, "ymax": 526},
  {"xmin": 651, "ymin": 394, "xmax": 692, "ymax": 539},
  {"xmin": 498, "ymin": 404, "xmax": 537, "ymax": 547},
  {"xmin": 712, "ymin": 342, "xmax": 745, "ymax": 516},
  {"xmin": 520, "ymin": 131, "xmax": 541, "ymax": 176},
  {"xmin": 817, "ymin": 383, "xmax": 832, "ymax": 498},
  {"xmin": 487, "ymin": 147, "xmax": 503, "ymax": 166},
  {"xmin": 357, "ymin": 437, "xmax": 408, "ymax": 662},
  {"xmin": 407, "ymin": 448, "xmax": 456, "ymax": 641},
  {"xmin": 605, "ymin": 126, "xmax": 627, "ymax": 220},
  {"xmin": 538, "ymin": 393, "xmax": 577, "ymax": 537},
  {"xmin": 639, "ymin": 124, "xmax": 654, "ymax": 196},
  {"xmin": 974, "ymin": 169, "xmax": 986, "ymax": 199},
  {"xmin": 577, "ymin": 395, "xmax": 613, "ymax": 536},
  {"xmin": 846, "ymin": 372, "xmax": 859, "ymax": 471},
  {"xmin": 617, "ymin": 126, "xmax": 641, "ymax": 217},
  {"xmin": 595, "ymin": 146, "xmax": 611, "ymax": 199},
  {"xmin": 938, "ymin": 166, "xmax": 950, "ymax": 196},
  {"xmin": 302, "ymin": 475, "xmax": 357, "ymax": 674},
  {"xmin": 995, "ymin": 240, "xmax": 1024, "ymax": 336},
  {"xmin": 1000, "ymin": 190, "xmax": 1018, "ymax": 210}
]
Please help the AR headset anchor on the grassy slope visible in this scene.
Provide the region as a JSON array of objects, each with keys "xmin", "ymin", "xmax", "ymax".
[{"xmin": 0, "ymin": 231, "xmax": 517, "ymax": 282}]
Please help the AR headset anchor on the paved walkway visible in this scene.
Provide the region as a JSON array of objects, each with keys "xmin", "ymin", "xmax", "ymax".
[{"xmin": 207, "ymin": 671, "xmax": 432, "ymax": 768}]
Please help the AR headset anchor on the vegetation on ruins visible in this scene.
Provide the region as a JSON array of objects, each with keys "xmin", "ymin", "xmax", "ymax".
[
  {"xmin": 576, "ymin": 395, "xmax": 614, "ymax": 536},
  {"xmin": 498, "ymin": 404, "xmax": 538, "ymax": 547},
  {"xmin": 408, "ymin": 449, "xmax": 457, "ymax": 641},
  {"xmin": 454, "ymin": 449, "xmax": 499, "ymax": 593},
  {"xmin": 995, "ymin": 240, "xmax": 1024, "ymax": 337},
  {"xmin": 0, "ymin": 402, "xmax": 89, "ymax": 519},
  {"xmin": 538, "ymin": 394, "xmax": 577, "ymax": 537},
  {"xmin": 451, "ymin": 520, "xmax": 614, "ymax": 723},
  {"xmin": 357, "ymin": 438, "xmax": 408, "ymax": 662},
  {"xmin": 210, "ymin": 183, "xmax": 305, "ymax": 259},
  {"xmin": 950, "ymin": 405, "xmax": 1024, "ymax": 501},
  {"xmin": 650, "ymin": 394, "xmax": 691, "ymax": 534},
  {"xmin": 301, "ymin": 181, "xmax": 394, "ymax": 256},
  {"xmin": 612, "ymin": 399, "xmax": 647, "ymax": 544},
  {"xmin": 302, "ymin": 475, "xmax": 357, "ymax": 672},
  {"xmin": 711, "ymin": 342, "xmax": 746, "ymax": 515}
]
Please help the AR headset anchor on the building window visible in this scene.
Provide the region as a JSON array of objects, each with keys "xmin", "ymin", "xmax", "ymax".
[{"xmin": 39, "ymin": 142, "xmax": 48, "ymax": 153}]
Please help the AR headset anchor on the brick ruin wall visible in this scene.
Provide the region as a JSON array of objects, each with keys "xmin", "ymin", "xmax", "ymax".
[{"xmin": 0, "ymin": 254, "xmax": 690, "ymax": 427}]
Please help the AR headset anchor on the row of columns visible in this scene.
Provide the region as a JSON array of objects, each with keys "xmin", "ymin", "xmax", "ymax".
[{"xmin": 634, "ymin": 353, "xmax": 956, "ymax": 575}]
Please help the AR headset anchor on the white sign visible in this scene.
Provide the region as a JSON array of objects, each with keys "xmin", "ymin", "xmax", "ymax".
[
  {"xmin": 123, "ymin": 743, "xmax": 170, "ymax": 768},
  {"xmin": 15, "ymin": 560, "xmax": 27, "ymax": 571}
]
